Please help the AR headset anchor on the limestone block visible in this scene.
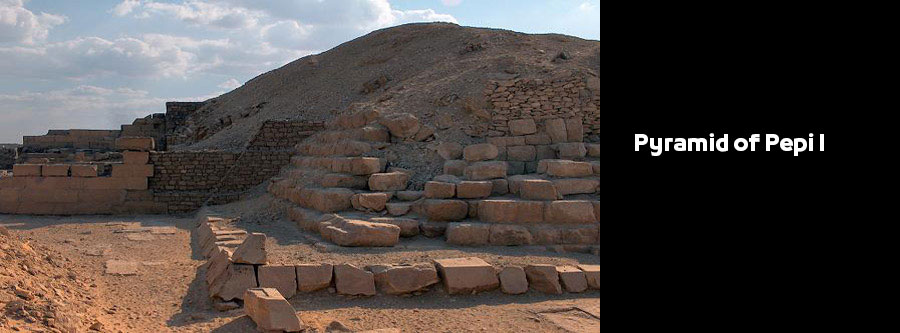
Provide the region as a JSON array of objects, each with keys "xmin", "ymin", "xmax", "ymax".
[
  {"xmin": 13, "ymin": 164, "xmax": 41, "ymax": 177},
  {"xmin": 367, "ymin": 264, "xmax": 439, "ymax": 295},
  {"xmin": 378, "ymin": 113, "xmax": 420, "ymax": 138},
  {"xmin": 385, "ymin": 202, "xmax": 411, "ymax": 216},
  {"xmin": 464, "ymin": 161, "xmax": 507, "ymax": 180},
  {"xmin": 585, "ymin": 143, "xmax": 601, "ymax": 157},
  {"xmin": 539, "ymin": 159, "xmax": 593, "ymax": 177},
  {"xmin": 347, "ymin": 157, "xmax": 386, "ymax": 175},
  {"xmin": 445, "ymin": 223, "xmax": 491, "ymax": 246},
  {"xmin": 443, "ymin": 160, "xmax": 467, "ymax": 177},
  {"xmin": 556, "ymin": 143, "xmax": 586, "ymax": 159},
  {"xmin": 396, "ymin": 190, "xmax": 424, "ymax": 201},
  {"xmin": 486, "ymin": 136, "xmax": 526, "ymax": 147},
  {"xmin": 456, "ymin": 181, "xmax": 493, "ymax": 199},
  {"xmin": 525, "ymin": 133, "xmax": 552, "ymax": 145},
  {"xmin": 209, "ymin": 264, "xmax": 258, "ymax": 301},
  {"xmin": 115, "ymin": 137, "xmax": 155, "ymax": 151},
  {"xmin": 560, "ymin": 225, "xmax": 599, "ymax": 244},
  {"xmin": 296, "ymin": 264, "xmax": 333, "ymax": 292},
  {"xmin": 351, "ymin": 193, "xmax": 389, "ymax": 211},
  {"xmin": 41, "ymin": 164, "xmax": 69, "ymax": 177},
  {"xmin": 321, "ymin": 218, "xmax": 400, "ymax": 247},
  {"xmin": 544, "ymin": 200, "xmax": 597, "ymax": 224},
  {"xmin": 437, "ymin": 142, "xmax": 463, "ymax": 160},
  {"xmin": 334, "ymin": 264, "xmax": 376, "ymax": 296},
  {"xmin": 557, "ymin": 266, "xmax": 588, "ymax": 293},
  {"xmin": 519, "ymin": 179, "xmax": 561, "ymax": 201},
  {"xmin": 524, "ymin": 265, "xmax": 562, "ymax": 294},
  {"xmin": 258, "ymin": 265, "xmax": 299, "ymax": 299},
  {"xmin": 433, "ymin": 257, "xmax": 499, "ymax": 295},
  {"xmin": 369, "ymin": 217, "xmax": 419, "ymax": 237},
  {"xmin": 424, "ymin": 181, "xmax": 455, "ymax": 199},
  {"xmin": 419, "ymin": 221, "xmax": 447, "ymax": 238},
  {"xmin": 305, "ymin": 188, "xmax": 354, "ymax": 213},
  {"xmin": 368, "ymin": 172, "xmax": 409, "ymax": 191},
  {"xmin": 243, "ymin": 288, "xmax": 304, "ymax": 332},
  {"xmin": 123, "ymin": 151, "xmax": 150, "ymax": 165},
  {"xmin": 552, "ymin": 178, "xmax": 599, "ymax": 196},
  {"xmin": 70, "ymin": 165, "xmax": 98, "ymax": 177},
  {"xmin": 508, "ymin": 119, "xmax": 537, "ymax": 136},
  {"xmin": 578, "ymin": 264, "xmax": 601, "ymax": 289},
  {"xmin": 320, "ymin": 173, "xmax": 369, "ymax": 189},
  {"xmin": 544, "ymin": 118, "xmax": 567, "ymax": 144},
  {"xmin": 507, "ymin": 145, "xmax": 536, "ymax": 161},
  {"xmin": 232, "ymin": 233, "xmax": 267, "ymax": 265},
  {"xmin": 565, "ymin": 118, "xmax": 583, "ymax": 142},
  {"xmin": 111, "ymin": 164, "xmax": 154, "ymax": 178},
  {"xmin": 499, "ymin": 266, "xmax": 528, "ymax": 294},
  {"xmin": 489, "ymin": 224, "xmax": 533, "ymax": 246},
  {"xmin": 477, "ymin": 200, "xmax": 544, "ymax": 223},
  {"xmin": 463, "ymin": 143, "xmax": 499, "ymax": 162},
  {"xmin": 491, "ymin": 178, "xmax": 509, "ymax": 195},
  {"xmin": 424, "ymin": 199, "xmax": 468, "ymax": 221}
]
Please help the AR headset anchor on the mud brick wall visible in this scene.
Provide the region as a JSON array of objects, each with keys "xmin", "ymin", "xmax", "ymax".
[
  {"xmin": 0, "ymin": 145, "xmax": 17, "ymax": 169},
  {"xmin": 22, "ymin": 129, "xmax": 121, "ymax": 152},
  {"xmin": 247, "ymin": 120, "xmax": 325, "ymax": 150},
  {"xmin": 122, "ymin": 114, "xmax": 168, "ymax": 151},
  {"xmin": 149, "ymin": 151, "xmax": 292, "ymax": 213},
  {"xmin": 485, "ymin": 73, "xmax": 600, "ymax": 141},
  {"xmin": 164, "ymin": 102, "xmax": 205, "ymax": 147}
]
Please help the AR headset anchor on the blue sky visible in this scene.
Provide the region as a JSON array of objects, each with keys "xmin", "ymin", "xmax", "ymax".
[{"xmin": 0, "ymin": 0, "xmax": 599, "ymax": 144}]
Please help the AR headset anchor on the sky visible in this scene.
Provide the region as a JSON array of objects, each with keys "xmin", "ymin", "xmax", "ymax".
[{"xmin": 0, "ymin": 0, "xmax": 600, "ymax": 144}]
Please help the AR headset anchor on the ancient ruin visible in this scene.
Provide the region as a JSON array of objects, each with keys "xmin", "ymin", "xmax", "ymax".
[{"xmin": 1, "ymin": 23, "xmax": 600, "ymax": 332}]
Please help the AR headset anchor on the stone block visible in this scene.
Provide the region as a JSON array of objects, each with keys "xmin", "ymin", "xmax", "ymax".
[
  {"xmin": 424, "ymin": 199, "xmax": 468, "ymax": 221},
  {"xmin": 304, "ymin": 188, "xmax": 354, "ymax": 213},
  {"xmin": 385, "ymin": 202, "xmax": 411, "ymax": 216},
  {"xmin": 446, "ymin": 223, "xmax": 491, "ymax": 246},
  {"xmin": 210, "ymin": 263, "xmax": 258, "ymax": 301},
  {"xmin": 433, "ymin": 257, "xmax": 499, "ymax": 294},
  {"xmin": 489, "ymin": 224, "xmax": 533, "ymax": 246},
  {"xmin": 491, "ymin": 179, "xmax": 509, "ymax": 195},
  {"xmin": 464, "ymin": 161, "xmax": 507, "ymax": 180},
  {"xmin": 552, "ymin": 178, "xmax": 599, "ymax": 196},
  {"xmin": 525, "ymin": 133, "xmax": 551, "ymax": 145},
  {"xmin": 232, "ymin": 233, "xmax": 267, "ymax": 265},
  {"xmin": 508, "ymin": 119, "xmax": 537, "ymax": 136},
  {"xmin": 556, "ymin": 143, "xmax": 586, "ymax": 159},
  {"xmin": 258, "ymin": 265, "xmax": 299, "ymax": 299},
  {"xmin": 506, "ymin": 161, "xmax": 525, "ymax": 175},
  {"xmin": 456, "ymin": 181, "xmax": 492, "ymax": 199},
  {"xmin": 477, "ymin": 200, "xmax": 544, "ymax": 223},
  {"xmin": 296, "ymin": 264, "xmax": 333, "ymax": 292},
  {"xmin": 70, "ymin": 165, "xmax": 98, "ymax": 177},
  {"xmin": 544, "ymin": 118, "xmax": 567, "ymax": 144},
  {"xmin": 519, "ymin": 179, "xmax": 560, "ymax": 200},
  {"xmin": 424, "ymin": 181, "xmax": 456, "ymax": 199},
  {"xmin": 111, "ymin": 164, "xmax": 154, "ymax": 178},
  {"xmin": 560, "ymin": 225, "xmax": 600, "ymax": 244},
  {"xmin": 443, "ymin": 160, "xmax": 467, "ymax": 176},
  {"xmin": 367, "ymin": 264, "xmax": 439, "ymax": 295},
  {"xmin": 334, "ymin": 264, "xmax": 376, "ymax": 296},
  {"xmin": 437, "ymin": 142, "xmax": 463, "ymax": 160},
  {"xmin": 486, "ymin": 136, "xmax": 526, "ymax": 147},
  {"xmin": 578, "ymin": 264, "xmax": 601, "ymax": 289},
  {"xmin": 524, "ymin": 265, "xmax": 562, "ymax": 294},
  {"xmin": 41, "ymin": 164, "xmax": 69, "ymax": 177},
  {"xmin": 351, "ymin": 193, "xmax": 389, "ymax": 212},
  {"xmin": 539, "ymin": 159, "xmax": 593, "ymax": 177},
  {"xmin": 585, "ymin": 143, "xmax": 601, "ymax": 157},
  {"xmin": 320, "ymin": 173, "xmax": 368, "ymax": 189},
  {"xmin": 379, "ymin": 113, "xmax": 420, "ymax": 138},
  {"xmin": 243, "ymin": 288, "xmax": 304, "ymax": 332},
  {"xmin": 545, "ymin": 200, "xmax": 597, "ymax": 224},
  {"xmin": 82, "ymin": 177, "xmax": 148, "ymax": 190},
  {"xmin": 123, "ymin": 151, "xmax": 150, "ymax": 165},
  {"xmin": 419, "ymin": 221, "xmax": 447, "ymax": 238},
  {"xmin": 320, "ymin": 216, "xmax": 400, "ymax": 247},
  {"xmin": 507, "ymin": 145, "xmax": 536, "ymax": 161},
  {"xmin": 463, "ymin": 143, "xmax": 499, "ymax": 162},
  {"xmin": 499, "ymin": 266, "xmax": 528, "ymax": 294},
  {"xmin": 557, "ymin": 266, "xmax": 588, "ymax": 293},
  {"xmin": 348, "ymin": 157, "xmax": 386, "ymax": 175},
  {"xmin": 565, "ymin": 118, "xmax": 583, "ymax": 142},
  {"xmin": 369, "ymin": 217, "xmax": 419, "ymax": 237},
  {"xmin": 115, "ymin": 137, "xmax": 155, "ymax": 151},
  {"xmin": 368, "ymin": 172, "xmax": 409, "ymax": 191},
  {"xmin": 535, "ymin": 145, "xmax": 556, "ymax": 160}
]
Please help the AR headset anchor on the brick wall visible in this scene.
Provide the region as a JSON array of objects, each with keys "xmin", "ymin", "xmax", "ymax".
[
  {"xmin": 22, "ymin": 129, "xmax": 121, "ymax": 152},
  {"xmin": 247, "ymin": 120, "xmax": 325, "ymax": 150},
  {"xmin": 121, "ymin": 114, "xmax": 167, "ymax": 150},
  {"xmin": 0, "ymin": 145, "xmax": 17, "ymax": 169}
]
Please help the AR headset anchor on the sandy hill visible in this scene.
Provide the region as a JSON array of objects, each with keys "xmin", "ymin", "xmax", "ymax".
[{"xmin": 173, "ymin": 22, "xmax": 600, "ymax": 151}]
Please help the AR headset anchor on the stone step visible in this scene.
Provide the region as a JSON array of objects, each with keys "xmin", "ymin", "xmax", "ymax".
[
  {"xmin": 420, "ymin": 198, "xmax": 599, "ymax": 224},
  {"xmin": 290, "ymin": 156, "xmax": 386, "ymax": 176},
  {"xmin": 445, "ymin": 222, "xmax": 599, "ymax": 246},
  {"xmin": 295, "ymin": 140, "xmax": 374, "ymax": 157}
]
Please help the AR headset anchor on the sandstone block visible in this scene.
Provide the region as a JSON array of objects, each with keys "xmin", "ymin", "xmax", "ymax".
[
  {"xmin": 41, "ymin": 164, "xmax": 69, "ymax": 177},
  {"xmin": 296, "ymin": 264, "xmax": 333, "ymax": 292},
  {"xmin": 499, "ymin": 266, "xmax": 528, "ymax": 294},
  {"xmin": 545, "ymin": 200, "xmax": 597, "ymax": 224},
  {"xmin": 334, "ymin": 264, "xmax": 376, "ymax": 296},
  {"xmin": 123, "ymin": 151, "xmax": 150, "ymax": 165},
  {"xmin": 552, "ymin": 178, "xmax": 599, "ymax": 196},
  {"xmin": 578, "ymin": 264, "xmax": 601, "ymax": 289},
  {"xmin": 210, "ymin": 264, "xmax": 258, "ymax": 301},
  {"xmin": 205, "ymin": 247, "xmax": 233, "ymax": 285},
  {"xmin": 519, "ymin": 179, "xmax": 561, "ymax": 200},
  {"xmin": 508, "ymin": 119, "xmax": 537, "ymax": 136},
  {"xmin": 419, "ymin": 221, "xmax": 447, "ymax": 238},
  {"xmin": 489, "ymin": 224, "xmax": 533, "ymax": 246},
  {"xmin": 437, "ymin": 142, "xmax": 463, "ymax": 160},
  {"xmin": 424, "ymin": 181, "xmax": 455, "ymax": 199},
  {"xmin": 321, "ymin": 218, "xmax": 400, "ymax": 247},
  {"xmin": 507, "ymin": 145, "xmax": 536, "ymax": 161},
  {"xmin": 443, "ymin": 160, "xmax": 467, "ymax": 176},
  {"xmin": 560, "ymin": 225, "xmax": 599, "ymax": 244},
  {"xmin": 320, "ymin": 173, "xmax": 368, "ymax": 189},
  {"xmin": 232, "ymin": 233, "xmax": 267, "ymax": 265},
  {"xmin": 243, "ymin": 288, "xmax": 304, "ymax": 332},
  {"xmin": 433, "ymin": 174, "xmax": 462, "ymax": 184},
  {"xmin": 70, "ymin": 165, "xmax": 98, "ymax": 177},
  {"xmin": 456, "ymin": 181, "xmax": 492, "ymax": 199},
  {"xmin": 258, "ymin": 265, "xmax": 299, "ymax": 299},
  {"xmin": 535, "ymin": 145, "xmax": 557, "ymax": 160},
  {"xmin": 478, "ymin": 200, "xmax": 544, "ymax": 223},
  {"xmin": 424, "ymin": 199, "xmax": 468, "ymax": 221},
  {"xmin": 486, "ymin": 136, "xmax": 526, "ymax": 147},
  {"xmin": 434, "ymin": 257, "xmax": 499, "ymax": 294},
  {"xmin": 385, "ymin": 202, "xmax": 411, "ymax": 216},
  {"xmin": 530, "ymin": 226, "xmax": 562, "ymax": 245},
  {"xmin": 12, "ymin": 164, "xmax": 41, "ymax": 177},
  {"xmin": 396, "ymin": 190, "xmax": 424, "ymax": 201},
  {"xmin": 539, "ymin": 159, "xmax": 593, "ymax": 177},
  {"xmin": 115, "ymin": 137, "xmax": 155, "ymax": 151},
  {"xmin": 367, "ymin": 264, "xmax": 439, "ymax": 295},
  {"xmin": 348, "ymin": 157, "xmax": 386, "ymax": 175},
  {"xmin": 464, "ymin": 161, "xmax": 507, "ymax": 180},
  {"xmin": 557, "ymin": 266, "xmax": 588, "ymax": 293},
  {"xmin": 524, "ymin": 265, "xmax": 562, "ymax": 294},
  {"xmin": 305, "ymin": 188, "xmax": 355, "ymax": 213},
  {"xmin": 370, "ymin": 217, "xmax": 419, "ymax": 237},
  {"xmin": 463, "ymin": 143, "xmax": 499, "ymax": 162},
  {"xmin": 491, "ymin": 179, "xmax": 509, "ymax": 195},
  {"xmin": 556, "ymin": 143, "xmax": 586, "ymax": 159},
  {"xmin": 525, "ymin": 133, "xmax": 551, "ymax": 145},
  {"xmin": 446, "ymin": 223, "xmax": 491, "ymax": 246},
  {"xmin": 368, "ymin": 172, "xmax": 409, "ymax": 191},
  {"xmin": 544, "ymin": 118, "xmax": 567, "ymax": 144},
  {"xmin": 585, "ymin": 143, "xmax": 601, "ymax": 157},
  {"xmin": 379, "ymin": 113, "xmax": 420, "ymax": 138},
  {"xmin": 565, "ymin": 118, "xmax": 583, "ymax": 142},
  {"xmin": 351, "ymin": 193, "xmax": 389, "ymax": 212},
  {"xmin": 111, "ymin": 164, "xmax": 153, "ymax": 178}
]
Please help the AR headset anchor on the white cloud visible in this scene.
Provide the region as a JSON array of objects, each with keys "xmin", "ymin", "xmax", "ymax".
[
  {"xmin": 217, "ymin": 78, "xmax": 241, "ymax": 89},
  {"xmin": 0, "ymin": 0, "xmax": 67, "ymax": 44},
  {"xmin": 579, "ymin": 1, "xmax": 598, "ymax": 13},
  {"xmin": 110, "ymin": 0, "xmax": 140, "ymax": 16},
  {"xmin": 139, "ymin": 0, "xmax": 261, "ymax": 29},
  {"xmin": 441, "ymin": 0, "xmax": 462, "ymax": 6}
]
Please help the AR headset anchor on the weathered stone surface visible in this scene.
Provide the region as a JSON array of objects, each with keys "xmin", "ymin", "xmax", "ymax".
[
  {"xmin": 507, "ymin": 145, "xmax": 536, "ymax": 161},
  {"xmin": 334, "ymin": 264, "xmax": 376, "ymax": 296},
  {"xmin": 585, "ymin": 143, "xmax": 601, "ymax": 157},
  {"xmin": 544, "ymin": 200, "xmax": 597, "ymax": 224},
  {"xmin": 243, "ymin": 288, "xmax": 304, "ymax": 332},
  {"xmin": 370, "ymin": 217, "xmax": 419, "ymax": 237},
  {"xmin": 557, "ymin": 266, "xmax": 588, "ymax": 293},
  {"xmin": 123, "ymin": 151, "xmax": 150, "ymax": 165},
  {"xmin": 590, "ymin": 161, "xmax": 601, "ymax": 175},
  {"xmin": 296, "ymin": 263, "xmax": 333, "ymax": 292},
  {"xmin": 499, "ymin": 266, "xmax": 528, "ymax": 294},
  {"xmin": 210, "ymin": 264, "xmax": 258, "ymax": 301},
  {"xmin": 396, "ymin": 190, "xmax": 423, "ymax": 201},
  {"xmin": 508, "ymin": 119, "xmax": 537, "ymax": 136},
  {"xmin": 419, "ymin": 221, "xmax": 447, "ymax": 238},
  {"xmin": 489, "ymin": 225, "xmax": 533, "ymax": 246},
  {"xmin": 544, "ymin": 118, "xmax": 567, "ymax": 144},
  {"xmin": 530, "ymin": 226, "xmax": 562, "ymax": 245},
  {"xmin": 462, "ymin": 143, "xmax": 499, "ymax": 162},
  {"xmin": 477, "ymin": 200, "xmax": 544, "ymax": 223},
  {"xmin": 560, "ymin": 225, "xmax": 599, "ymax": 244},
  {"xmin": 535, "ymin": 145, "xmax": 557, "ymax": 160},
  {"xmin": 456, "ymin": 181, "xmax": 492, "ymax": 199},
  {"xmin": 433, "ymin": 257, "xmax": 499, "ymax": 294},
  {"xmin": 111, "ymin": 164, "xmax": 154, "ymax": 178},
  {"xmin": 591, "ymin": 201, "xmax": 600, "ymax": 222},
  {"xmin": 565, "ymin": 118, "xmax": 583, "ymax": 142},
  {"xmin": 205, "ymin": 248, "xmax": 233, "ymax": 285},
  {"xmin": 368, "ymin": 172, "xmax": 410, "ymax": 191},
  {"xmin": 578, "ymin": 264, "xmax": 601, "ymax": 289},
  {"xmin": 258, "ymin": 265, "xmax": 298, "ymax": 299},
  {"xmin": 379, "ymin": 113, "xmax": 420, "ymax": 138},
  {"xmin": 525, "ymin": 133, "xmax": 552, "ymax": 145},
  {"xmin": 351, "ymin": 193, "xmax": 389, "ymax": 212},
  {"xmin": 367, "ymin": 264, "xmax": 439, "ymax": 295},
  {"xmin": 446, "ymin": 223, "xmax": 491, "ymax": 246},
  {"xmin": 552, "ymin": 178, "xmax": 599, "ymax": 196},
  {"xmin": 70, "ymin": 165, "xmax": 98, "ymax": 177},
  {"xmin": 556, "ymin": 143, "xmax": 586, "ymax": 159},
  {"xmin": 464, "ymin": 161, "xmax": 507, "ymax": 180},
  {"xmin": 41, "ymin": 164, "xmax": 69, "ymax": 177},
  {"xmin": 433, "ymin": 174, "xmax": 462, "ymax": 184},
  {"xmin": 424, "ymin": 181, "xmax": 455, "ymax": 199},
  {"xmin": 437, "ymin": 142, "xmax": 463, "ymax": 160},
  {"xmin": 424, "ymin": 199, "xmax": 468, "ymax": 221},
  {"xmin": 303, "ymin": 187, "xmax": 355, "ymax": 213},
  {"xmin": 507, "ymin": 174, "xmax": 542, "ymax": 195},
  {"xmin": 385, "ymin": 202, "xmax": 411, "ymax": 216},
  {"xmin": 491, "ymin": 178, "xmax": 509, "ymax": 195},
  {"xmin": 524, "ymin": 265, "xmax": 562, "ymax": 294},
  {"xmin": 320, "ymin": 173, "xmax": 368, "ymax": 189},
  {"xmin": 12, "ymin": 164, "xmax": 41, "ymax": 177},
  {"xmin": 115, "ymin": 136, "xmax": 155, "ymax": 151},
  {"xmin": 539, "ymin": 159, "xmax": 593, "ymax": 177},
  {"xmin": 320, "ymin": 217, "xmax": 401, "ymax": 247},
  {"xmin": 442, "ymin": 159, "xmax": 467, "ymax": 176},
  {"xmin": 347, "ymin": 157, "xmax": 386, "ymax": 175},
  {"xmin": 232, "ymin": 233, "xmax": 267, "ymax": 265},
  {"xmin": 519, "ymin": 179, "xmax": 560, "ymax": 201},
  {"xmin": 105, "ymin": 260, "xmax": 138, "ymax": 275}
]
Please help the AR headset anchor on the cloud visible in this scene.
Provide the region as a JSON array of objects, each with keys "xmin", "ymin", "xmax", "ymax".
[
  {"xmin": 136, "ymin": 0, "xmax": 262, "ymax": 29},
  {"xmin": 0, "ymin": 0, "xmax": 67, "ymax": 44},
  {"xmin": 578, "ymin": 1, "xmax": 598, "ymax": 13},
  {"xmin": 217, "ymin": 78, "xmax": 241, "ymax": 89},
  {"xmin": 441, "ymin": 0, "xmax": 462, "ymax": 6},
  {"xmin": 109, "ymin": 0, "xmax": 140, "ymax": 16},
  {"xmin": 0, "ymin": 85, "xmax": 219, "ymax": 143}
]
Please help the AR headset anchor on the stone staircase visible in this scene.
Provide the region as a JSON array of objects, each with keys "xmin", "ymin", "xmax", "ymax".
[{"xmin": 267, "ymin": 109, "xmax": 599, "ymax": 252}]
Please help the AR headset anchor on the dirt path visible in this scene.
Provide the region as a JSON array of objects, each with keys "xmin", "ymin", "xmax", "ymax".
[{"xmin": 1, "ymin": 214, "xmax": 600, "ymax": 332}]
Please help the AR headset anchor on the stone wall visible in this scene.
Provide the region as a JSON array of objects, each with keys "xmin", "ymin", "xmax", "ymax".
[
  {"xmin": 0, "ymin": 144, "xmax": 18, "ymax": 169},
  {"xmin": 247, "ymin": 120, "xmax": 325, "ymax": 150},
  {"xmin": 121, "ymin": 114, "xmax": 167, "ymax": 151},
  {"xmin": 165, "ymin": 102, "xmax": 205, "ymax": 146},
  {"xmin": 22, "ymin": 129, "xmax": 121, "ymax": 152},
  {"xmin": 485, "ymin": 73, "xmax": 600, "ymax": 141}
]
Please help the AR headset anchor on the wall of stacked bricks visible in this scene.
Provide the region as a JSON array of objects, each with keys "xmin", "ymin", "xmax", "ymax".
[
  {"xmin": 0, "ymin": 145, "xmax": 17, "ymax": 169},
  {"xmin": 121, "ymin": 114, "xmax": 168, "ymax": 151},
  {"xmin": 21, "ymin": 129, "xmax": 121, "ymax": 151},
  {"xmin": 164, "ymin": 102, "xmax": 205, "ymax": 146},
  {"xmin": 484, "ymin": 73, "xmax": 600, "ymax": 141},
  {"xmin": 246, "ymin": 120, "xmax": 325, "ymax": 150}
]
